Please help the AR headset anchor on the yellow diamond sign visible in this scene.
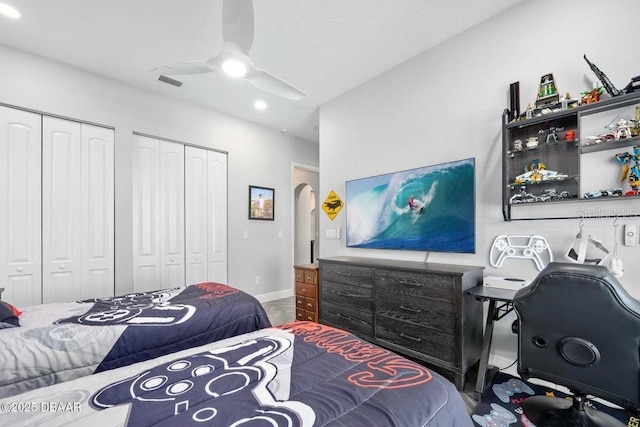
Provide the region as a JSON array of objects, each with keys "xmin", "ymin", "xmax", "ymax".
[{"xmin": 322, "ymin": 190, "xmax": 343, "ymax": 221}]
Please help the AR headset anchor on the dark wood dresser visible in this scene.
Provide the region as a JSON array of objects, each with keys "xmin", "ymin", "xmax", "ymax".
[
  {"xmin": 318, "ymin": 256, "xmax": 483, "ymax": 390},
  {"xmin": 294, "ymin": 263, "xmax": 319, "ymax": 322}
]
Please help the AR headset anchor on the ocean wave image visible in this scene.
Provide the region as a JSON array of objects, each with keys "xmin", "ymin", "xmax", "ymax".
[{"xmin": 345, "ymin": 158, "xmax": 475, "ymax": 253}]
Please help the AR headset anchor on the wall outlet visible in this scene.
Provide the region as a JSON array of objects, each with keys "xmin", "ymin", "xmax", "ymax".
[
  {"xmin": 254, "ymin": 276, "xmax": 260, "ymax": 285},
  {"xmin": 624, "ymin": 223, "xmax": 637, "ymax": 246}
]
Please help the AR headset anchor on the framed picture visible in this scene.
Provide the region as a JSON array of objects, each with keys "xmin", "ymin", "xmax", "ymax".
[{"xmin": 249, "ymin": 185, "xmax": 275, "ymax": 220}]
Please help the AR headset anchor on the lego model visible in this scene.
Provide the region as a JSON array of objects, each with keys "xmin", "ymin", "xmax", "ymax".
[{"xmin": 615, "ymin": 146, "xmax": 640, "ymax": 196}]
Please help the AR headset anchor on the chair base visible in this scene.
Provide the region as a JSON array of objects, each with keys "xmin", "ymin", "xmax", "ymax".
[{"xmin": 523, "ymin": 396, "xmax": 625, "ymax": 427}]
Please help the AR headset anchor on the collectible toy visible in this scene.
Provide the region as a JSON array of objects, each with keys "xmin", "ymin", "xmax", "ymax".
[
  {"xmin": 615, "ymin": 146, "xmax": 640, "ymax": 196},
  {"xmin": 514, "ymin": 159, "xmax": 568, "ymax": 184}
]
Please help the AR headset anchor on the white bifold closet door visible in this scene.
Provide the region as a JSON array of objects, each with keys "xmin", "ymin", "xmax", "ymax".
[
  {"xmin": 133, "ymin": 136, "xmax": 227, "ymax": 292},
  {"xmin": 42, "ymin": 117, "xmax": 114, "ymax": 303},
  {"xmin": 0, "ymin": 106, "xmax": 42, "ymax": 307},
  {"xmin": 132, "ymin": 136, "xmax": 185, "ymax": 292},
  {"xmin": 184, "ymin": 147, "xmax": 228, "ymax": 284}
]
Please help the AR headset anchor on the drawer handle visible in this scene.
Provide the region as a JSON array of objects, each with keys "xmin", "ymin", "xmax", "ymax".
[
  {"xmin": 307, "ymin": 317, "xmax": 314, "ymax": 321},
  {"xmin": 335, "ymin": 271, "xmax": 353, "ymax": 277},
  {"xmin": 399, "ymin": 305, "xmax": 421, "ymax": 314},
  {"xmin": 297, "ymin": 312, "xmax": 303, "ymax": 319},
  {"xmin": 297, "ymin": 299, "xmax": 303, "ymax": 305},
  {"xmin": 306, "ymin": 303, "xmax": 313, "ymax": 309},
  {"xmin": 400, "ymin": 333, "xmax": 422, "ymax": 342},
  {"xmin": 336, "ymin": 312, "xmax": 353, "ymax": 320},
  {"xmin": 336, "ymin": 291, "xmax": 354, "ymax": 297},
  {"xmin": 301, "ymin": 288, "xmax": 307, "ymax": 293},
  {"xmin": 398, "ymin": 280, "xmax": 421, "ymax": 287}
]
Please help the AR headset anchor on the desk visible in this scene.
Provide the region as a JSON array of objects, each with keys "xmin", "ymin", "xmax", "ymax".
[{"xmin": 467, "ymin": 285, "xmax": 518, "ymax": 399}]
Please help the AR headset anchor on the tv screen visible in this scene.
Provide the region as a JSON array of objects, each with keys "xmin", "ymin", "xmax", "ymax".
[{"xmin": 345, "ymin": 158, "xmax": 475, "ymax": 253}]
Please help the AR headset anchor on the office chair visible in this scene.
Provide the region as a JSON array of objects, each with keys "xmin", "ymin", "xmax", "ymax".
[{"xmin": 513, "ymin": 262, "xmax": 640, "ymax": 427}]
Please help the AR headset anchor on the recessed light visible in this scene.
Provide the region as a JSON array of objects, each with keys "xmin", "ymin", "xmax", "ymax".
[
  {"xmin": 0, "ymin": 3, "xmax": 21, "ymax": 19},
  {"xmin": 222, "ymin": 59, "xmax": 247, "ymax": 78},
  {"xmin": 254, "ymin": 100, "xmax": 267, "ymax": 110}
]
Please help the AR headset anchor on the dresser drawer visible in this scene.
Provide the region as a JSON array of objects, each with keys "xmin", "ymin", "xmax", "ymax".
[
  {"xmin": 321, "ymin": 263, "xmax": 372, "ymax": 288},
  {"xmin": 304, "ymin": 270, "xmax": 316, "ymax": 284},
  {"xmin": 376, "ymin": 315, "xmax": 456, "ymax": 364},
  {"xmin": 321, "ymin": 300, "xmax": 372, "ymax": 325},
  {"xmin": 295, "ymin": 269, "xmax": 305, "ymax": 282},
  {"xmin": 320, "ymin": 303, "xmax": 373, "ymax": 338},
  {"xmin": 375, "ymin": 269, "xmax": 454, "ymax": 302},
  {"xmin": 321, "ymin": 280, "xmax": 372, "ymax": 314},
  {"xmin": 296, "ymin": 282, "xmax": 315, "ymax": 297},
  {"xmin": 376, "ymin": 289, "xmax": 455, "ymax": 330},
  {"xmin": 296, "ymin": 308, "xmax": 316, "ymax": 322},
  {"xmin": 304, "ymin": 297, "xmax": 316, "ymax": 314}
]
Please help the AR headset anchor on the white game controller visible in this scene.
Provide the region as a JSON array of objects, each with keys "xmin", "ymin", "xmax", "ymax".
[{"xmin": 490, "ymin": 235, "xmax": 553, "ymax": 271}]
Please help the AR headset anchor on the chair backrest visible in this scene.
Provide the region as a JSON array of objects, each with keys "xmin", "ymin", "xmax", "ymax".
[{"xmin": 513, "ymin": 262, "xmax": 640, "ymax": 412}]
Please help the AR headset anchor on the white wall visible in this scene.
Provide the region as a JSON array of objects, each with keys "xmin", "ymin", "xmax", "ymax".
[
  {"xmin": 0, "ymin": 43, "xmax": 318, "ymax": 299},
  {"xmin": 319, "ymin": 0, "xmax": 640, "ymax": 364}
]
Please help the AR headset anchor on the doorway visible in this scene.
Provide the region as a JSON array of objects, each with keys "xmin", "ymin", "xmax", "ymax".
[{"xmin": 292, "ymin": 165, "xmax": 319, "ymax": 266}]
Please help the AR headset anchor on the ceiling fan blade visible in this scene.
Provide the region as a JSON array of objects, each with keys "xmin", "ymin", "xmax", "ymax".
[
  {"xmin": 222, "ymin": 0, "xmax": 254, "ymax": 53},
  {"xmin": 152, "ymin": 61, "xmax": 216, "ymax": 76},
  {"xmin": 246, "ymin": 68, "xmax": 305, "ymax": 100}
]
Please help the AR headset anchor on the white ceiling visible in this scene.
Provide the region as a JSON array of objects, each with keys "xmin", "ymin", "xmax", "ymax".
[{"xmin": 0, "ymin": 0, "xmax": 525, "ymax": 142}]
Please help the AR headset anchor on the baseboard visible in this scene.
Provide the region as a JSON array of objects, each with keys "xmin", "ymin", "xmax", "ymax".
[{"xmin": 254, "ymin": 289, "xmax": 294, "ymax": 303}]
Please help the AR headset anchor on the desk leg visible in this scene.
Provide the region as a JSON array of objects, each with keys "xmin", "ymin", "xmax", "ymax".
[{"xmin": 475, "ymin": 299, "xmax": 497, "ymax": 399}]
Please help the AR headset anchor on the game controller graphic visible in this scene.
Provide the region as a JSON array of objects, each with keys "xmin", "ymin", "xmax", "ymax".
[
  {"xmin": 471, "ymin": 403, "xmax": 517, "ymax": 427},
  {"xmin": 56, "ymin": 288, "xmax": 196, "ymax": 327},
  {"xmin": 91, "ymin": 335, "xmax": 313, "ymax": 426},
  {"xmin": 492, "ymin": 378, "xmax": 535, "ymax": 403},
  {"xmin": 489, "ymin": 235, "xmax": 553, "ymax": 271}
]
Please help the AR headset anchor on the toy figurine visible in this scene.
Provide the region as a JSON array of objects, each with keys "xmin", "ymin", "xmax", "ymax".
[
  {"xmin": 510, "ymin": 185, "xmax": 537, "ymax": 204},
  {"xmin": 536, "ymin": 73, "xmax": 559, "ymax": 108},
  {"xmin": 514, "ymin": 158, "xmax": 568, "ymax": 184},
  {"xmin": 615, "ymin": 146, "xmax": 640, "ymax": 196},
  {"xmin": 580, "ymin": 87, "xmax": 603, "ymax": 104}
]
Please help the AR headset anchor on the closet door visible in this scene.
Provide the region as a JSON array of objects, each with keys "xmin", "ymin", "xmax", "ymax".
[
  {"xmin": 159, "ymin": 141, "xmax": 185, "ymax": 287},
  {"xmin": 185, "ymin": 146, "xmax": 208, "ymax": 284},
  {"xmin": 133, "ymin": 136, "xmax": 161, "ymax": 291},
  {"xmin": 42, "ymin": 117, "xmax": 82, "ymax": 303},
  {"xmin": 132, "ymin": 136, "xmax": 185, "ymax": 292},
  {"xmin": 80, "ymin": 124, "xmax": 114, "ymax": 299},
  {"xmin": 42, "ymin": 118, "xmax": 114, "ymax": 303},
  {"xmin": 207, "ymin": 150, "xmax": 227, "ymax": 282},
  {"xmin": 0, "ymin": 106, "xmax": 42, "ymax": 306}
]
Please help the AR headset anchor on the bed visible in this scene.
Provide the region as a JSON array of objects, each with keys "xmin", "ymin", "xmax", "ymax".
[
  {"xmin": 0, "ymin": 321, "xmax": 472, "ymax": 426},
  {"xmin": 0, "ymin": 282, "xmax": 271, "ymax": 398}
]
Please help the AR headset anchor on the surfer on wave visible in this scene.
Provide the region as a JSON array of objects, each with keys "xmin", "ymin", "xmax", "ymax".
[{"xmin": 408, "ymin": 195, "xmax": 423, "ymax": 213}]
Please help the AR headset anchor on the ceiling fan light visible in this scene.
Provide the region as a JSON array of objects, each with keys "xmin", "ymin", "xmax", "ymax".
[
  {"xmin": 222, "ymin": 59, "xmax": 247, "ymax": 78},
  {"xmin": 254, "ymin": 100, "xmax": 267, "ymax": 110},
  {"xmin": 0, "ymin": 3, "xmax": 21, "ymax": 19}
]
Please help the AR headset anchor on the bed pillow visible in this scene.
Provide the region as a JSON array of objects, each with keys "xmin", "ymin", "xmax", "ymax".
[{"xmin": 0, "ymin": 301, "xmax": 21, "ymax": 327}]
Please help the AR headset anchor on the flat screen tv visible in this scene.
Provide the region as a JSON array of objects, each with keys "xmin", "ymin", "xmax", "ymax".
[{"xmin": 345, "ymin": 158, "xmax": 475, "ymax": 253}]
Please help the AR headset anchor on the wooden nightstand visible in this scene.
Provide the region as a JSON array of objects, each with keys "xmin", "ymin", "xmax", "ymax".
[{"xmin": 294, "ymin": 264, "xmax": 318, "ymax": 322}]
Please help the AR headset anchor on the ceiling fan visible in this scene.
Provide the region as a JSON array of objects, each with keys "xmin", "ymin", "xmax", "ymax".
[{"xmin": 152, "ymin": 0, "xmax": 304, "ymax": 101}]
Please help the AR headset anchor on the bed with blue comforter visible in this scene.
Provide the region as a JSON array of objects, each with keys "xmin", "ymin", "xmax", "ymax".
[
  {"xmin": 0, "ymin": 321, "xmax": 472, "ymax": 426},
  {"xmin": 0, "ymin": 282, "xmax": 271, "ymax": 398}
]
